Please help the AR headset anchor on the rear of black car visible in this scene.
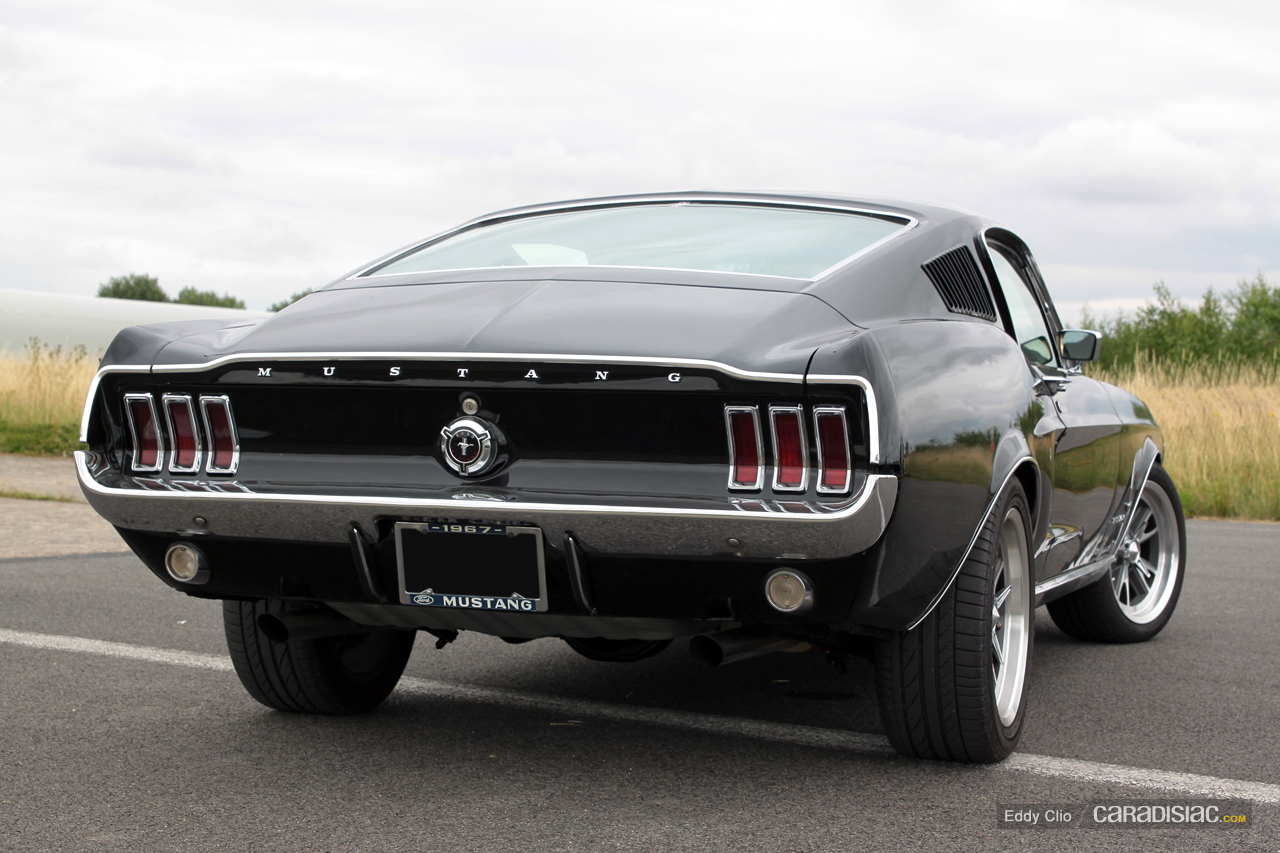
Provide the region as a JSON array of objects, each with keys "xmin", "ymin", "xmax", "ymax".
[{"xmin": 81, "ymin": 352, "xmax": 886, "ymax": 637}]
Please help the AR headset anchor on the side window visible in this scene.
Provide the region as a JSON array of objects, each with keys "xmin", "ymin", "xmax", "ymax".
[{"xmin": 986, "ymin": 243, "xmax": 1057, "ymax": 367}]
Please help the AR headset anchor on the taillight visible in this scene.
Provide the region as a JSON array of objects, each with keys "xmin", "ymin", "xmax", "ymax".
[
  {"xmin": 725, "ymin": 406, "xmax": 762, "ymax": 490},
  {"xmin": 769, "ymin": 406, "xmax": 807, "ymax": 491},
  {"xmin": 200, "ymin": 395, "xmax": 239, "ymax": 474},
  {"xmin": 814, "ymin": 406, "xmax": 851, "ymax": 494},
  {"xmin": 124, "ymin": 393, "xmax": 163, "ymax": 472},
  {"xmin": 162, "ymin": 394, "xmax": 202, "ymax": 473}
]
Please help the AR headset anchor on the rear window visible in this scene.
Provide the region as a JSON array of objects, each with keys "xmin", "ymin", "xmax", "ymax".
[{"xmin": 365, "ymin": 203, "xmax": 909, "ymax": 280}]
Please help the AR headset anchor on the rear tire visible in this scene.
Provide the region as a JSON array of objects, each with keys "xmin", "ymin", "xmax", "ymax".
[
  {"xmin": 1047, "ymin": 464, "xmax": 1185, "ymax": 643},
  {"xmin": 224, "ymin": 599, "xmax": 415, "ymax": 714},
  {"xmin": 875, "ymin": 480, "xmax": 1034, "ymax": 763}
]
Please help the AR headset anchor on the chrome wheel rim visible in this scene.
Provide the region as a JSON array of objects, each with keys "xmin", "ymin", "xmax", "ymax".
[
  {"xmin": 992, "ymin": 507, "xmax": 1031, "ymax": 728},
  {"xmin": 1111, "ymin": 480, "xmax": 1180, "ymax": 624}
]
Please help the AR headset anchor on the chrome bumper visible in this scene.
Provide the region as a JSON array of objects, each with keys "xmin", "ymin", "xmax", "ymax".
[{"xmin": 76, "ymin": 452, "xmax": 897, "ymax": 560}]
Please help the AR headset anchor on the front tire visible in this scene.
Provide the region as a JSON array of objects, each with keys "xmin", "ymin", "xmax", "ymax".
[
  {"xmin": 875, "ymin": 480, "xmax": 1034, "ymax": 763},
  {"xmin": 1047, "ymin": 463, "xmax": 1185, "ymax": 643},
  {"xmin": 224, "ymin": 599, "xmax": 415, "ymax": 714}
]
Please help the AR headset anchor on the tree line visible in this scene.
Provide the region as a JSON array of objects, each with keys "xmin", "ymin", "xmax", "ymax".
[
  {"xmin": 98, "ymin": 273, "xmax": 311, "ymax": 312},
  {"xmin": 1080, "ymin": 274, "xmax": 1280, "ymax": 370}
]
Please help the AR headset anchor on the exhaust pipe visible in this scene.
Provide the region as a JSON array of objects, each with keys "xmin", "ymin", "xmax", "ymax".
[
  {"xmin": 257, "ymin": 608, "xmax": 384, "ymax": 643},
  {"xmin": 689, "ymin": 627, "xmax": 811, "ymax": 666}
]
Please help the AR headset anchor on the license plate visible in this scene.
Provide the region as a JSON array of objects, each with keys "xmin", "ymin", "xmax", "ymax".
[{"xmin": 394, "ymin": 522, "xmax": 547, "ymax": 612}]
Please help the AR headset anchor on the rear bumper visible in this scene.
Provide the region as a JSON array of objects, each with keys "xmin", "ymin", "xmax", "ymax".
[{"xmin": 76, "ymin": 452, "xmax": 897, "ymax": 560}]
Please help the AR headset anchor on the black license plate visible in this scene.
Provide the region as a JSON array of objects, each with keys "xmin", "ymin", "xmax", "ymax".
[{"xmin": 394, "ymin": 522, "xmax": 546, "ymax": 612}]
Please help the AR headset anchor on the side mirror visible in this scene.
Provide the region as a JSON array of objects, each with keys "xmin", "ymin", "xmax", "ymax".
[{"xmin": 1059, "ymin": 329, "xmax": 1101, "ymax": 362}]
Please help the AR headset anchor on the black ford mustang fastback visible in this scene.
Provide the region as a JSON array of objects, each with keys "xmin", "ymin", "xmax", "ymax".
[{"xmin": 78, "ymin": 191, "xmax": 1185, "ymax": 763}]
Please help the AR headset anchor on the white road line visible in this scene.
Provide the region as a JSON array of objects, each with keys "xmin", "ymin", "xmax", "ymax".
[
  {"xmin": 0, "ymin": 628, "xmax": 233, "ymax": 671},
  {"xmin": 3, "ymin": 627, "xmax": 1279, "ymax": 804}
]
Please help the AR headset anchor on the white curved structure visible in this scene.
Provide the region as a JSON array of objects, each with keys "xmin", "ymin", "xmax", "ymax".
[{"xmin": 0, "ymin": 288, "xmax": 268, "ymax": 355}]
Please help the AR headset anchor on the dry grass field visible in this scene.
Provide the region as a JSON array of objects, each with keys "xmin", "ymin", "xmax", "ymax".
[
  {"xmin": 0, "ymin": 342, "xmax": 97, "ymax": 454},
  {"xmin": 1091, "ymin": 360, "xmax": 1280, "ymax": 521},
  {"xmin": 2, "ymin": 342, "xmax": 1277, "ymax": 519}
]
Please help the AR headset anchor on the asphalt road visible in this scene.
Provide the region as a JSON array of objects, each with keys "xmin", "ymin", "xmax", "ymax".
[{"xmin": 1, "ymin": 518, "xmax": 1277, "ymax": 852}]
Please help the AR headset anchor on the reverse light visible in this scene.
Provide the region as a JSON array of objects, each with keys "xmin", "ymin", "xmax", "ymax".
[
  {"xmin": 769, "ymin": 406, "xmax": 807, "ymax": 491},
  {"xmin": 164, "ymin": 542, "xmax": 210, "ymax": 584},
  {"xmin": 725, "ymin": 406, "xmax": 763, "ymax": 490},
  {"xmin": 124, "ymin": 393, "xmax": 163, "ymax": 472},
  {"xmin": 765, "ymin": 569, "xmax": 814, "ymax": 614},
  {"xmin": 814, "ymin": 406, "xmax": 852, "ymax": 494}
]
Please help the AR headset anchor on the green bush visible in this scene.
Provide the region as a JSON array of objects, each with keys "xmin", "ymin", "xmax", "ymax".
[
  {"xmin": 174, "ymin": 287, "xmax": 246, "ymax": 309},
  {"xmin": 98, "ymin": 273, "xmax": 167, "ymax": 302},
  {"xmin": 97, "ymin": 274, "xmax": 246, "ymax": 308},
  {"xmin": 1084, "ymin": 275, "xmax": 1280, "ymax": 371}
]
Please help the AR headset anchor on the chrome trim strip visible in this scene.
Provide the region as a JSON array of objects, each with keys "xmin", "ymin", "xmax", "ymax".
[
  {"xmin": 810, "ymin": 219, "xmax": 920, "ymax": 281},
  {"xmin": 813, "ymin": 405, "xmax": 852, "ymax": 495},
  {"xmin": 804, "ymin": 375, "xmax": 881, "ymax": 464},
  {"xmin": 80, "ymin": 366, "xmax": 150, "ymax": 442},
  {"xmin": 349, "ymin": 194, "xmax": 919, "ymax": 280},
  {"xmin": 768, "ymin": 405, "xmax": 808, "ymax": 492},
  {"xmin": 161, "ymin": 394, "xmax": 203, "ymax": 474},
  {"xmin": 116, "ymin": 352, "xmax": 805, "ymax": 385},
  {"xmin": 724, "ymin": 405, "xmax": 764, "ymax": 491},
  {"xmin": 1034, "ymin": 556, "xmax": 1112, "ymax": 598},
  {"xmin": 1034, "ymin": 528, "xmax": 1082, "ymax": 558},
  {"xmin": 123, "ymin": 393, "xmax": 164, "ymax": 473},
  {"xmin": 906, "ymin": 460, "xmax": 1031, "ymax": 632},
  {"xmin": 75, "ymin": 452, "xmax": 898, "ymax": 560},
  {"xmin": 198, "ymin": 395, "xmax": 241, "ymax": 475},
  {"xmin": 364, "ymin": 262, "xmax": 815, "ymax": 284}
]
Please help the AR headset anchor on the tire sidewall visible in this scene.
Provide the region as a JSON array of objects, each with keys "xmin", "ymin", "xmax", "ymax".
[{"xmin": 985, "ymin": 484, "xmax": 1034, "ymax": 756}]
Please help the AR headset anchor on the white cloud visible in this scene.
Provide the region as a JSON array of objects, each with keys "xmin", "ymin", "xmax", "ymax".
[{"xmin": 0, "ymin": 0, "xmax": 1278, "ymax": 309}]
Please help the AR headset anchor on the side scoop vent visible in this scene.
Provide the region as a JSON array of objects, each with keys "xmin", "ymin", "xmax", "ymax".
[{"xmin": 922, "ymin": 246, "xmax": 997, "ymax": 322}]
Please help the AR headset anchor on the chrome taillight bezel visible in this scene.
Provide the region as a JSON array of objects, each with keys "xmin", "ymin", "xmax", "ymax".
[
  {"xmin": 813, "ymin": 405, "xmax": 852, "ymax": 494},
  {"xmin": 199, "ymin": 394, "xmax": 240, "ymax": 475},
  {"xmin": 162, "ymin": 393, "xmax": 203, "ymax": 474},
  {"xmin": 724, "ymin": 405, "xmax": 763, "ymax": 491},
  {"xmin": 768, "ymin": 404, "xmax": 808, "ymax": 492},
  {"xmin": 123, "ymin": 393, "xmax": 164, "ymax": 473}
]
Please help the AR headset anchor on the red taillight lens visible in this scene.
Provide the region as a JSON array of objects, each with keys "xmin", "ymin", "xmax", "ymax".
[
  {"xmin": 725, "ymin": 406, "xmax": 762, "ymax": 490},
  {"xmin": 163, "ymin": 395, "xmax": 201, "ymax": 473},
  {"xmin": 770, "ymin": 406, "xmax": 806, "ymax": 491},
  {"xmin": 200, "ymin": 396, "xmax": 239, "ymax": 474},
  {"xmin": 124, "ymin": 394, "xmax": 163, "ymax": 472},
  {"xmin": 815, "ymin": 407, "xmax": 851, "ymax": 493}
]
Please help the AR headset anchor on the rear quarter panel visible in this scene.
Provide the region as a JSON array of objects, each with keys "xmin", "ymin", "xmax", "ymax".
[{"xmin": 810, "ymin": 319, "xmax": 1045, "ymax": 631}]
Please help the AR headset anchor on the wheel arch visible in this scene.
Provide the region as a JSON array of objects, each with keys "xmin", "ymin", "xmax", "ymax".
[{"xmin": 903, "ymin": 456, "xmax": 1038, "ymax": 631}]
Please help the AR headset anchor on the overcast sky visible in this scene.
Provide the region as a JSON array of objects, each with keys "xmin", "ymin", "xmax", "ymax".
[{"xmin": 2, "ymin": 0, "xmax": 1277, "ymax": 321}]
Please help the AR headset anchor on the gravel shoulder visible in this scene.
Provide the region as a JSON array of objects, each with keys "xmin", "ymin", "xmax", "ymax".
[
  {"xmin": 0, "ymin": 453, "xmax": 129, "ymax": 558},
  {"xmin": 0, "ymin": 452, "xmax": 84, "ymax": 501}
]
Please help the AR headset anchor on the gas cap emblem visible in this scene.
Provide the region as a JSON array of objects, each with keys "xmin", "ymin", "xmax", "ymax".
[{"xmin": 440, "ymin": 416, "xmax": 499, "ymax": 477}]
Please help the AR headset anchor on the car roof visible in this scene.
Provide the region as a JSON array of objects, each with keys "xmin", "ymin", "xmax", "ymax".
[{"xmin": 455, "ymin": 190, "xmax": 981, "ymax": 231}]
